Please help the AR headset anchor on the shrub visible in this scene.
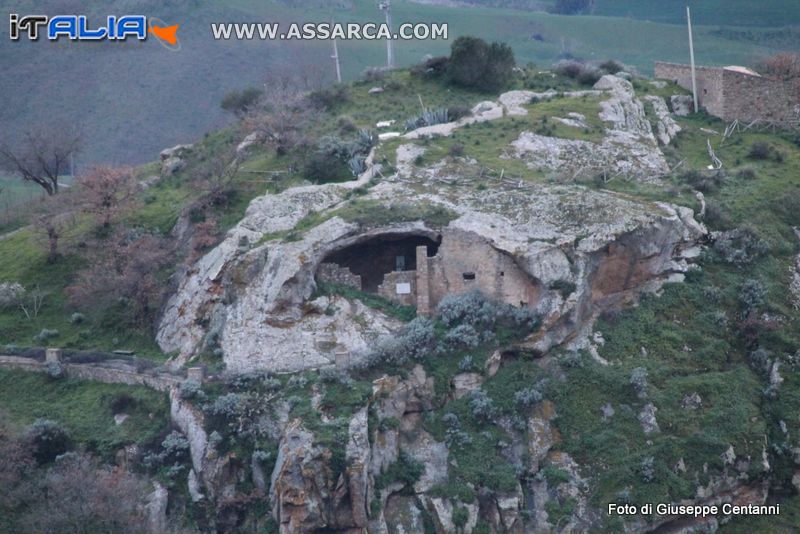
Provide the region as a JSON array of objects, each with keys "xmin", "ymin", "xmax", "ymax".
[
  {"xmin": 549, "ymin": 279, "xmax": 577, "ymax": 299},
  {"xmin": 739, "ymin": 278, "xmax": 766, "ymax": 318},
  {"xmin": 0, "ymin": 281, "xmax": 25, "ymax": 308},
  {"xmin": 26, "ymin": 419, "xmax": 70, "ymax": 464},
  {"xmin": 447, "ymin": 105, "xmax": 471, "ymax": 121},
  {"xmin": 679, "ymin": 169, "xmax": 725, "ymax": 193},
  {"xmin": 736, "ymin": 165, "xmax": 757, "ymax": 179},
  {"xmin": 46, "ymin": 361, "xmax": 63, "ymax": 379},
  {"xmin": 640, "ymin": 456, "xmax": 656, "ymax": 482},
  {"xmin": 630, "ymin": 367, "xmax": 648, "ymax": 399},
  {"xmin": 306, "ymin": 84, "xmax": 350, "ymax": 109},
  {"xmin": 448, "ymin": 143, "xmax": 465, "ymax": 157},
  {"xmin": 411, "ymin": 55, "xmax": 449, "ymax": 77},
  {"xmin": 362, "ymin": 66, "xmax": 386, "ymax": 83},
  {"xmin": 747, "ymin": 140, "xmax": 772, "ymax": 160},
  {"xmin": 337, "ymin": 115, "xmax": 357, "ymax": 133},
  {"xmin": 33, "ymin": 328, "xmax": 59, "ymax": 343},
  {"xmin": 447, "ymin": 36, "xmax": 515, "ymax": 92},
  {"xmin": 514, "ymin": 387, "xmax": 543, "ymax": 408},
  {"xmin": 179, "ymin": 379, "xmax": 205, "ymax": 400},
  {"xmin": 453, "ymin": 506, "xmax": 469, "ymax": 528},
  {"xmin": 458, "ymin": 355, "xmax": 476, "ymax": 372},
  {"xmin": 712, "ymin": 227, "xmax": 769, "ymax": 264},
  {"xmin": 468, "ymin": 389, "xmax": 496, "ymax": 420},
  {"xmin": 220, "ymin": 87, "xmax": 263, "ymax": 117},
  {"xmin": 69, "ymin": 312, "xmax": 85, "ymax": 324},
  {"xmin": 749, "ymin": 347, "xmax": 771, "ymax": 373},
  {"xmin": 206, "ymin": 393, "xmax": 243, "ymax": 419},
  {"xmin": 303, "ymin": 150, "xmax": 351, "ymax": 184},
  {"xmin": 599, "ymin": 60, "xmax": 623, "ymax": 74}
]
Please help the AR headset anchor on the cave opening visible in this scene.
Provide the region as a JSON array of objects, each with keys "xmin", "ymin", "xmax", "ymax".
[{"xmin": 322, "ymin": 234, "xmax": 440, "ymax": 292}]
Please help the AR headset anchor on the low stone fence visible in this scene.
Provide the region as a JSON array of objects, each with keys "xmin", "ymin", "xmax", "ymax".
[{"xmin": 0, "ymin": 350, "xmax": 187, "ymax": 392}]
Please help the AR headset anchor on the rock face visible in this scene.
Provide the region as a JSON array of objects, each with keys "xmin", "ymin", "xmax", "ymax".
[
  {"xmin": 507, "ymin": 76, "xmax": 671, "ymax": 180},
  {"xmin": 156, "ymin": 75, "xmax": 704, "ymax": 372},
  {"xmin": 158, "ymin": 172, "xmax": 705, "ymax": 373}
]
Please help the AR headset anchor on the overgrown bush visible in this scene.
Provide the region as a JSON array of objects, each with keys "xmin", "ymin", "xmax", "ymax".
[
  {"xmin": 630, "ymin": 367, "xmax": 648, "ymax": 399},
  {"xmin": 514, "ymin": 386, "xmax": 543, "ymax": 408},
  {"xmin": 679, "ymin": 169, "xmax": 725, "ymax": 193},
  {"xmin": 220, "ymin": 87, "xmax": 263, "ymax": 117},
  {"xmin": 179, "ymin": 379, "xmax": 206, "ymax": 400},
  {"xmin": 33, "ymin": 328, "xmax": 59, "ymax": 343},
  {"xmin": 306, "ymin": 84, "xmax": 350, "ymax": 109},
  {"xmin": 468, "ymin": 389, "xmax": 496, "ymax": 420},
  {"xmin": 739, "ymin": 278, "xmax": 766, "ymax": 319},
  {"xmin": 411, "ymin": 55, "xmax": 450, "ymax": 77},
  {"xmin": 713, "ymin": 227, "xmax": 769, "ymax": 264},
  {"xmin": 26, "ymin": 419, "xmax": 70, "ymax": 464},
  {"xmin": 747, "ymin": 140, "xmax": 772, "ymax": 160},
  {"xmin": 447, "ymin": 105, "xmax": 472, "ymax": 121},
  {"xmin": 553, "ymin": 60, "xmax": 600, "ymax": 86},
  {"xmin": 447, "ymin": 36, "xmax": 515, "ymax": 92}
]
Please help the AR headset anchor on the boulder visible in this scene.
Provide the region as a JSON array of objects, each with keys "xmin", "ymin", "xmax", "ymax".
[{"xmin": 671, "ymin": 94, "xmax": 694, "ymax": 116}]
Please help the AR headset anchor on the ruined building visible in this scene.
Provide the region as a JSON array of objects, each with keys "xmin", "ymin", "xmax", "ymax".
[
  {"xmin": 654, "ymin": 61, "xmax": 800, "ymax": 127},
  {"xmin": 317, "ymin": 229, "xmax": 541, "ymax": 314}
]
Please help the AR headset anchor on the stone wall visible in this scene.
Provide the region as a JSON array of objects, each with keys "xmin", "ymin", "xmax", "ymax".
[
  {"xmin": 654, "ymin": 62, "xmax": 724, "ymax": 117},
  {"xmin": 377, "ymin": 271, "xmax": 417, "ymax": 306},
  {"xmin": 0, "ymin": 355, "xmax": 182, "ymax": 392},
  {"xmin": 317, "ymin": 262, "xmax": 362, "ymax": 290},
  {"xmin": 654, "ymin": 61, "xmax": 799, "ymax": 126},
  {"xmin": 425, "ymin": 229, "xmax": 541, "ymax": 311},
  {"xmin": 722, "ymin": 68, "xmax": 799, "ymax": 126}
]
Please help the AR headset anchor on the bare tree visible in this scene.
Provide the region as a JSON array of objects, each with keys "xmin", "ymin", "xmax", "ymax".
[
  {"xmin": 66, "ymin": 230, "xmax": 174, "ymax": 329},
  {"xmin": 77, "ymin": 165, "xmax": 139, "ymax": 230},
  {"xmin": 20, "ymin": 452, "xmax": 151, "ymax": 534},
  {"xmin": 757, "ymin": 52, "xmax": 800, "ymax": 81},
  {"xmin": 31, "ymin": 195, "xmax": 78, "ymax": 263},
  {"xmin": 0, "ymin": 126, "xmax": 82, "ymax": 195}
]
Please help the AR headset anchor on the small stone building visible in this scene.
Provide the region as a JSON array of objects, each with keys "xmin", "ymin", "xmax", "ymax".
[
  {"xmin": 654, "ymin": 61, "xmax": 800, "ymax": 126},
  {"xmin": 317, "ymin": 229, "xmax": 541, "ymax": 314}
]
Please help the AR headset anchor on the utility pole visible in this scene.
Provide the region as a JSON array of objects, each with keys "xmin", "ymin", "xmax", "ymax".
[
  {"xmin": 331, "ymin": 37, "xmax": 342, "ymax": 83},
  {"xmin": 379, "ymin": 1, "xmax": 394, "ymax": 68},
  {"xmin": 687, "ymin": 5, "xmax": 699, "ymax": 113}
]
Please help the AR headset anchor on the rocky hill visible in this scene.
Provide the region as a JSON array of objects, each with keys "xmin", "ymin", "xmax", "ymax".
[{"xmin": 2, "ymin": 60, "xmax": 800, "ymax": 533}]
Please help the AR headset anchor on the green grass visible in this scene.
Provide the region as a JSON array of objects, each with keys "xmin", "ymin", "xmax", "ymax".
[
  {"xmin": 0, "ymin": 228, "xmax": 167, "ymax": 359},
  {"xmin": 0, "ymin": 369, "xmax": 169, "ymax": 461},
  {"xmin": 592, "ymin": 0, "xmax": 800, "ymax": 27}
]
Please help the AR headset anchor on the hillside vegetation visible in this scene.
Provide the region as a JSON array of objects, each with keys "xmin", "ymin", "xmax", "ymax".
[{"xmin": 1, "ymin": 38, "xmax": 800, "ymax": 530}]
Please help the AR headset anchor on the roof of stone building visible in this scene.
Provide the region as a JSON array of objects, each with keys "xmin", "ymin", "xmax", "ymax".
[{"xmin": 723, "ymin": 65, "xmax": 761, "ymax": 77}]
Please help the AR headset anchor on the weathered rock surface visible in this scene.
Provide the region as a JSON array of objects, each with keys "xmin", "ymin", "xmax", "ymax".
[
  {"xmin": 157, "ymin": 75, "xmax": 704, "ymax": 372},
  {"xmin": 645, "ymin": 95, "xmax": 681, "ymax": 145}
]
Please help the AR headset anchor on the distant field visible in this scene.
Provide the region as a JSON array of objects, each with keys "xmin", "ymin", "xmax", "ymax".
[
  {"xmin": 593, "ymin": 0, "xmax": 800, "ymax": 27},
  {"xmin": 0, "ymin": 176, "xmax": 41, "ymax": 209},
  {"xmin": 0, "ymin": 0, "xmax": 795, "ymax": 166}
]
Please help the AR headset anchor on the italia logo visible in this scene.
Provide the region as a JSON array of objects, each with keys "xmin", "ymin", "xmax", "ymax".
[{"xmin": 8, "ymin": 14, "xmax": 180, "ymax": 49}]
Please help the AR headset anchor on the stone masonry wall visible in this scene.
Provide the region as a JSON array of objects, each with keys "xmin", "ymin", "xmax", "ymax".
[
  {"xmin": 655, "ymin": 61, "xmax": 799, "ymax": 126},
  {"xmin": 317, "ymin": 262, "xmax": 362, "ymax": 290},
  {"xmin": 377, "ymin": 271, "xmax": 417, "ymax": 307},
  {"xmin": 426, "ymin": 230, "xmax": 541, "ymax": 310},
  {"xmin": 654, "ymin": 62, "xmax": 724, "ymax": 117},
  {"xmin": 722, "ymin": 68, "xmax": 799, "ymax": 125},
  {"xmin": 0, "ymin": 355, "xmax": 181, "ymax": 392}
]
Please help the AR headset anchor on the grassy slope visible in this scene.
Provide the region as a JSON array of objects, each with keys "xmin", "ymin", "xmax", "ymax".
[
  {"xmin": 0, "ymin": 369, "xmax": 169, "ymax": 460},
  {"xmin": 0, "ymin": 0, "xmax": 793, "ymax": 166}
]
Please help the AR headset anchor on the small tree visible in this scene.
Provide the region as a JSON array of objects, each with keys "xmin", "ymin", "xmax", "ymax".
[
  {"xmin": 447, "ymin": 36, "xmax": 516, "ymax": 93},
  {"xmin": 0, "ymin": 126, "xmax": 82, "ymax": 195},
  {"xmin": 30, "ymin": 193, "xmax": 79, "ymax": 263},
  {"xmin": 66, "ymin": 231, "xmax": 174, "ymax": 329},
  {"xmin": 77, "ymin": 165, "xmax": 139, "ymax": 231}
]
